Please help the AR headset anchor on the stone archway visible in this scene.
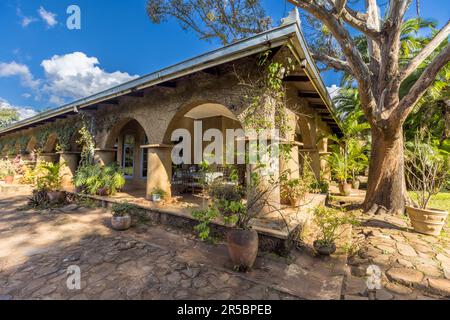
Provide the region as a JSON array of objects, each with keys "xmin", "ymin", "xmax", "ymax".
[{"xmin": 101, "ymin": 117, "xmax": 149, "ymax": 192}]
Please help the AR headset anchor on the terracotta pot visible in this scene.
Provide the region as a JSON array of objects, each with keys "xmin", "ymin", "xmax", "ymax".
[
  {"xmin": 313, "ymin": 240, "xmax": 337, "ymax": 256},
  {"xmin": 111, "ymin": 214, "xmax": 131, "ymax": 231},
  {"xmin": 226, "ymin": 229, "xmax": 259, "ymax": 271},
  {"xmin": 47, "ymin": 191, "xmax": 66, "ymax": 204},
  {"xmin": 289, "ymin": 197, "xmax": 300, "ymax": 207},
  {"xmin": 4, "ymin": 176, "xmax": 14, "ymax": 184},
  {"xmin": 351, "ymin": 180, "xmax": 360, "ymax": 190},
  {"xmin": 338, "ymin": 182, "xmax": 351, "ymax": 196},
  {"xmin": 406, "ymin": 206, "xmax": 448, "ymax": 236},
  {"xmin": 97, "ymin": 188, "xmax": 109, "ymax": 197}
]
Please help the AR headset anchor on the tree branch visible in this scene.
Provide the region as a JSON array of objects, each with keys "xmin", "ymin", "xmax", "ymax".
[
  {"xmin": 341, "ymin": 7, "xmax": 381, "ymax": 41},
  {"xmin": 396, "ymin": 43, "xmax": 450, "ymax": 123},
  {"xmin": 288, "ymin": 0, "xmax": 375, "ymax": 113},
  {"xmin": 399, "ymin": 20, "xmax": 450, "ymax": 82},
  {"xmin": 312, "ymin": 52, "xmax": 352, "ymax": 73}
]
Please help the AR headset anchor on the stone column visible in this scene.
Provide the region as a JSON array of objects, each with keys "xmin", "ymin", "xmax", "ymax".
[
  {"xmin": 318, "ymin": 138, "xmax": 331, "ymax": 181},
  {"xmin": 94, "ymin": 149, "xmax": 117, "ymax": 166},
  {"xmin": 143, "ymin": 144, "xmax": 173, "ymax": 200},
  {"xmin": 58, "ymin": 152, "xmax": 80, "ymax": 190},
  {"xmin": 245, "ymin": 137, "xmax": 281, "ymax": 218},
  {"xmin": 279, "ymin": 141, "xmax": 301, "ymax": 204}
]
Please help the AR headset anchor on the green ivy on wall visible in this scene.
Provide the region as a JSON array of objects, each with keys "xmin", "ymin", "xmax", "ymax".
[
  {"xmin": 56, "ymin": 124, "xmax": 77, "ymax": 152},
  {"xmin": 18, "ymin": 135, "xmax": 31, "ymax": 153}
]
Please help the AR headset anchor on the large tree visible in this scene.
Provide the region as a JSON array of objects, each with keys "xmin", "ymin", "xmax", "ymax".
[
  {"xmin": 288, "ymin": 0, "xmax": 450, "ymax": 215},
  {"xmin": 147, "ymin": 0, "xmax": 450, "ymax": 214},
  {"xmin": 0, "ymin": 107, "xmax": 19, "ymax": 129}
]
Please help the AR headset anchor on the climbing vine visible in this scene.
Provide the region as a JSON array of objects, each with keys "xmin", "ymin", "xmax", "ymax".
[
  {"xmin": 236, "ymin": 50, "xmax": 296, "ymax": 137},
  {"xmin": 55, "ymin": 122, "xmax": 78, "ymax": 152},
  {"xmin": 18, "ymin": 135, "xmax": 30, "ymax": 153}
]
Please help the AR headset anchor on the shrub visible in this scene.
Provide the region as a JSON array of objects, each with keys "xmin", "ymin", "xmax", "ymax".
[
  {"xmin": 36, "ymin": 162, "xmax": 64, "ymax": 191},
  {"xmin": 313, "ymin": 205, "xmax": 358, "ymax": 246},
  {"xmin": 28, "ymin": 189, "xmax": 50, "ymax": 209},
  {"xmin": 310, "ymin": 180, "xmax": 330, "ymax": 194},
  {"xmin": 0, "ymin": 159, "xmax": 16, "ymax": 179},
  {"xmin": 405, "ymin": 132, "xmax": 450, "ymax": 209},
  {"xmin": 112, "ymin": 202, "xmax": 138, "ymax": 217},
  {"xmin": 74, "ymin": 163, "xmax": 125, "ymax": 196}
]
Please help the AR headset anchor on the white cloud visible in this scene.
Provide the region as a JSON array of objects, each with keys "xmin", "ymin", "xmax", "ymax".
[
  {"xmin": 0, "ymin": 98, "xmax": 38, "ymax": 121},
  {"xmin": 327, "ymin": 84, "xmax": 340, "ymax": 99},
  {"xmin": 0, "ymin": 61, "xmax": 40, "ymax": 89},
  {"xmin": 38, "ymin": 6, "xmax": 57, "ymax": 27},
  {"xmin": 41, "ymin": 52, "xmax": 139, "ymax": 104},
  {"xmin": 17, "ymin": 8, "xmax": 37, "ymax": 28}
]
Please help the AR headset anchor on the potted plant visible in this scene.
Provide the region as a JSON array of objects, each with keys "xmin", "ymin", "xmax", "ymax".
[
  {"xmin": 347, "ymin": 139, "xmax": 368, "ymax": 190},
  {"xmin": 405, "ymin": 133, "xmax": 449, "ymax": 236},
  {"xmin": 328, "ymin": 152, "xmax": 351, "ymax": 196},
  {"xmin": 111, "ymin": 202, "xmax": 134, "ymax": 231},
  {"xmin": 312, "ymin": 205, "xmax": 357, "ymax": 255},
  {"xmin": 193, "ymin": 170, "xmax": 273, "ymax": 271},
  {"xmin": 151, "ymin": 187, "xmax": 167, "ymax": 203},
  {"xmin": 0, "ymin": 159, "xmax": 16, "ymax": 184},
  {"xmin": 37, "ymin": 162, "xmax": 66, "ymax": 203},
  {"xmin": 73, "ymin": 163, "xmax": 125, "ymax": 196},
  {"xmin": 280, "ymin": 178, "xmax": 307, "ymax": 207}
]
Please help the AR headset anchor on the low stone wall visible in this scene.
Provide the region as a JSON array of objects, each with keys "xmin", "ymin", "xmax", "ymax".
[{"xmin": 78, "ymin": 194, "xmax": 295, "ymax": 256}]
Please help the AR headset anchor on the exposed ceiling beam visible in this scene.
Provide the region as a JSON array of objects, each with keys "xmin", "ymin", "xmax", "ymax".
[
  {"xmin": 283, "ymin": 75, "xmax": 309, "ymax": 82},
  {"xmin": 298, "ymin": 91, "xmax": 321, "ymax": 99},
  {"xmin": 157, "ymin": 81, "xmax": 177, "ymax": 89}
]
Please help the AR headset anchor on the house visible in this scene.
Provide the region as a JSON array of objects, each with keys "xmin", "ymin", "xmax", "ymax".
[{"xmin": 0, "ymin": 10, "xmax": 341, "ymax": 215}]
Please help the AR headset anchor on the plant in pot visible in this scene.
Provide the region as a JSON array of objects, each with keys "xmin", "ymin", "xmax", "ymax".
[
  {"xmin": 280, "ymin": 178, "xmax": 307, "ymax": 207},
  {"xmin": 73, "ymin": 163, "xmax": 125, "ymax": 196},
  {"xmin": 405, "ymin": 133, "xmax": 449, "ymax": 236},
  {"xmin": 312, "ymin": 205, "xmax": 357, "ymax": 256},
  {"xmin": 36, "ymin": 162, "xmax": 66, "ymax": 204},
  {"xmin": 347, "ymin": 139, "xmax": 368, "ymax": 190},
  {"xmin": 111, "ymin": 202, "xmax": 137, "ymax": 231},
  {"xmin": 328, "ymin": 152, "xmax": 351, "ymax": 196},
  {"xmin": 151, "ymin": 187, "xmax": 167, "ymax": 203},
  {"xmin": 0, "ymin": 159, "xmax": 16, "ymax": 184},
  {"xmin": 193, "ymin": 169, "xmax": 276, "ymax": 271}
]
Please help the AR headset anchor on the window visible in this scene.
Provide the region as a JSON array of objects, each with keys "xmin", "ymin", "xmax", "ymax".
[
  {"xmin": 141, "ymin": 136, "xmax": 149, "ymax": 178},
  {"xmin": 122, "ymin": 134, "xmax": 135, "ymax": 177}
]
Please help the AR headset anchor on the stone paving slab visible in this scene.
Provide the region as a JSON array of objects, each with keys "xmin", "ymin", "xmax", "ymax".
[
  {"xmin": 0, "ymin": 193, "xmax": 345, "ymax": 300},
  {"xmin": 346, "ymin": 212, "xmax": 450, "ymax": 300}
]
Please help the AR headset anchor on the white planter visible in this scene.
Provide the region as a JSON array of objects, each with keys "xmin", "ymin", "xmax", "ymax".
[
  {"xmin": 152, "ymin": 194, "xmax": 162, "ymax": 202},
  {"xmin": 406, "ymin": 206, "xmax": 448, "ymax": 236}
]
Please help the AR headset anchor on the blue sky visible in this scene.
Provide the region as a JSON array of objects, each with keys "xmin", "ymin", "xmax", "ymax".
[{"xmin": 0, "ymin": 0, "xmax": 449, "ymax": 118}]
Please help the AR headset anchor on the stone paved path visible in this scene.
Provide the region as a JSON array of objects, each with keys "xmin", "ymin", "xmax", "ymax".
[
  {"xmin": 345, "ymin": 212, "xmax": 450, "ymax": 300},
  {"xmin": 0, "ymin": 192, "xmax": 345, "ymax": 300}
]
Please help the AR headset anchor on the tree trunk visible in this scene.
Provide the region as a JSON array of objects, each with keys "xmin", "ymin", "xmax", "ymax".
[{"xmin": 363, "ymin": 126, "xmax": 406, "ymax": 215}]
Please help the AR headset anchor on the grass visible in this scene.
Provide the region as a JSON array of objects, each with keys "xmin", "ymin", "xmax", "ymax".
[{"xmin": 409, "ymin": 192, "xmax": 450, "ymax": 228}]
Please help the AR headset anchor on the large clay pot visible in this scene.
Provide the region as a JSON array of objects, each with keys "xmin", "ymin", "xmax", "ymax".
[
  {"xmin": 406, "ymin": 206, "xmax": 448, "ymax": 236},
  {"xmin": 351, "ymin": 179, "xmax": 360, "ymax": 190},
  {"xmin": 4, "ymin": 176, "xmax": 14, "ymax": 184},
  {"xmin": 289, "ymin": 197, "xmax": 301, "ymax": 207},
  {"xmin": 111, "ymin": 214, "xmax": 131, "ymax": 231},
  {"xmin": 338, "ymin": 182, "xmax": 352, "ymax": 196},
  {"xmin": 97, "ymin": 188, "xmax": 109, "ymax": 197},
  {"xmin": 313, "ymin": 240, "xmax": 337, "ymax": 256},
  {"xmin": 226, "ymin": 229, "xmax": 259, "ymax": 271},
  {"xmin": 47, "ymin": 191, "xmax": 66, "ymax": 204}
]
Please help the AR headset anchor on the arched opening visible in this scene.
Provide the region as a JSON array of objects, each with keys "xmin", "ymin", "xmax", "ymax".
[
  {"xmin": 163, "ymin": 102, "xmax": 245, "ymax": 197},
  {"xmin": 105, "ymin": 118, "xmax": 149, "ymax": 192}
]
